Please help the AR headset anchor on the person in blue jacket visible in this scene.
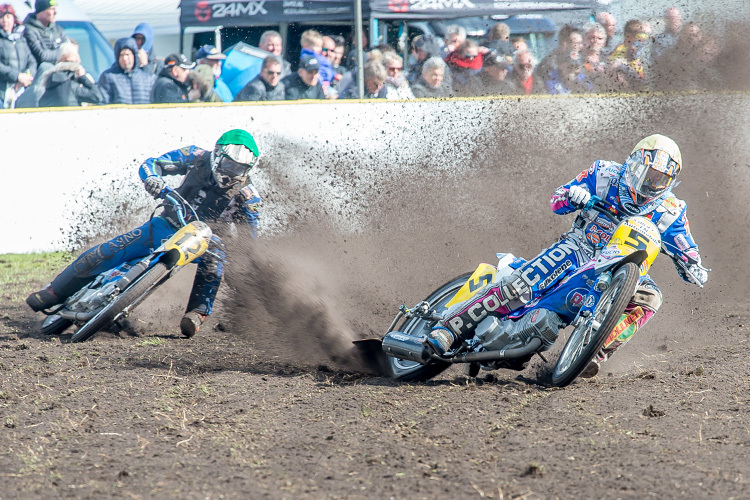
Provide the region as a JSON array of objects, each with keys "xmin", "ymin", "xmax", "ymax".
[
  {"xmin": 27, "ymin": 130, "xmax": 262, "ymax": 339},
  {"xmin": 97, "ymin": 37, "xmax": 155, "ymax": 104}
]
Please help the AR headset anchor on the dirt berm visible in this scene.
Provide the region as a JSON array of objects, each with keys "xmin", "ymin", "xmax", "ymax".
[{"xmin": 1, "ymin": 93, "xmax": 749, "ymax": 499}]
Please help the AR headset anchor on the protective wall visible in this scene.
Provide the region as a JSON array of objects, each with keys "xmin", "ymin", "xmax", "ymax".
[{"xmin": 1, "ymin": 94, "xmax": 748, "ymax": 257}]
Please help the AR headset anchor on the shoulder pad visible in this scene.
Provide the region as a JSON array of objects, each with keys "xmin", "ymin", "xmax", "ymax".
[{"xmin": 656, "ymin": 195, "xmax": 686, "ymax": 215}]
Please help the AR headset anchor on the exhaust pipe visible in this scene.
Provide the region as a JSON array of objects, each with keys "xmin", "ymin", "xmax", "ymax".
[{"xmin": 382, "ymin": 331, "xmax": 542, "ymax": 365}]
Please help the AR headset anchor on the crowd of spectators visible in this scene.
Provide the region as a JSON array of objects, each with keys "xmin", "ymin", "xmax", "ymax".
[{"xmin": 0, "ymin": 1, "xmax": 745, "ymax": 109}]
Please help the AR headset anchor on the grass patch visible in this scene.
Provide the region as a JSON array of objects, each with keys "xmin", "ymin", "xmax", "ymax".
[
  {"xmin": 0, "ymin": 252, "xmax": 73, "ymax": 300},
  {"xmin": 139, "ymin": 337, "xmax": 166, "ymax": 347}
]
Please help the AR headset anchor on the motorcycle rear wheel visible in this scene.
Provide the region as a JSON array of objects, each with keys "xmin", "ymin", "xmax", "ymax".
[
  {"xmin": 385, "ymin": 273, "xmax": 471, "ymax": 382},
  {"xmin": 70, "ymin": 262, "xmax": 170, "ymax": 343},
  {"xmin": 551, "ymin": 262, "xmax": 639, "ymax": 387}
]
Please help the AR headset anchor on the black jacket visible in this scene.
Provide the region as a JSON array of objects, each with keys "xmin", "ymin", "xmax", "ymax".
[
  {"xmin": 281, "ymin": 73, "xmax": 325, "ymax": 100},
  {"xmin": 0, "ymin": 26, "xmax": 36, "ymax": 103},
  {"xmin": 38, "ymin": 62, "xmax": 103, "ymax": 107},
  {"xmin": 151, "ymin": 67, "xmax": 190, "ymax": 103},
  {"xmin": 234, "ymin": 74, "xmax": 285, "ymax": 101},
  {"xmin": 22, "ymin": 13, "xmax": 67, "ymax": 66}
]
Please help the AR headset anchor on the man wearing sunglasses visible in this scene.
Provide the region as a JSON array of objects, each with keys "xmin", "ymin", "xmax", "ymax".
[
  {"xmin": 27, "ymin": 130, "xmax": 262, "ymax": 339},
  {"xmin": 234, "ymin": 56, "xmax": 285, "ymax": 102}
]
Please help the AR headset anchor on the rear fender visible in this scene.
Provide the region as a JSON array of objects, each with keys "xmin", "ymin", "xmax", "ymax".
[{"xmin": 445, "ymin": 263, "xmax": 497, "ymax": 308}]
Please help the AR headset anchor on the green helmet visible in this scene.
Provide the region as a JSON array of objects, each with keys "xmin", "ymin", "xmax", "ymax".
[{"xmin": 212, "ymin": 129, "xmax": 260, "ymax": 187}]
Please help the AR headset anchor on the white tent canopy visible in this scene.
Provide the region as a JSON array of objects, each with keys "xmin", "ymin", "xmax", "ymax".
[{"xmin": 73, "ymin": 0, "xmax": 181, "ymax": 56}]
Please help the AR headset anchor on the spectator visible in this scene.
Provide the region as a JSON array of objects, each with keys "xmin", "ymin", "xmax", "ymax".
[
  {"xmin": 194, "ymin": 44, "xmax": 231, "ymax": 101},
  {"xmin": 652, "ymin": 7, "xmax": 683, "ymax": 61},
  {"xmin": 300, "ymin": 29, "xmax": 335, "ymax": 97},
  {"xmin": 98, "ymin": 37, "xmax": 155, "ymax": 104},
  {"xmin": 544, "ymin": 57, "xmax": 592, "ymax": 95},
  {"xmin": 340, "ymin": 60, "xmax": 387, "ymax": 99},
  {"xmin": 582, "ymin": 22, "xmax": 608, "ymax": 90},
  {"xmin": 234, "ymin": 55, "xmax": 285, "ymax": 101},
  {"xmin": 345, "ymin": 30, "xmax": 367, "ymax": 70},
  {"xmin": 282, "ymin": 54, "xmax": 324, "ymax": 100},
  {"xmin": 131, "ymin": 23, "xmax": 160, "ymax": 76},
  {"xmin": 484, "ymin": 22, "xmax": 513, "ymax": 58},
  {"xmin": 22, "ymin": 0, "xmax": 66, "ymax": 68},
  {"xmin": 411, "ymin": 56, "xmax": 453, "ymax": 98},
  {"xmin": 653, "ymin": 22, "xmax": 722, "ymax": 92},
  {"xmin": 507, "ymin": 50, "xmax": 542, "ymax": 95},
  {"xmin": 38, "ymin": 41, "xmax": 102, "ymax": 107},
  {"xmin": 608, "ymin": 20, "xmax": 650, "ymax": 91},
  {"xmin": 407, "ymin": 34, "xmax": 449, "ymax": 86},
  {"xmin": 330, "ymin": 35, "xmax": 349, "ymax": 87},
  {"xmin": 151, "ymin": 53, "xmax": 199, "ymax": 104},
  {"xmin": 187, "ymin": 64, "xmax": 222, "ymax": 103},
  {"xmin": 535, "ymin": 24, "xmax": 583, "ymax": 83},
  {"xmin": 511, "ymin": 36, "xmax": 528, "ymax": 53},
  {"xmin": 258, "ymin": 30, "xmax": 291, "ymax": 77},
  {"xmin": 595, "ymin": 12, "xmax": 619, "ymax": 57},
  {"xmin": 0, "ymin": 3, "xmax": 35, "ymax": 109},
  {"xmin": 443, "ymin": 24, "xmax": 466, "ymax": 55},
  {"xmin": 445, "ymin": 40, "xmax": 483, "ymax": 94},
  {"xmin": 461, "ymin": 50, "xmax": 512, "ymax": 97},
  {"xmin": 382, "ymin": 52, "xmax": 413, "ymax": 100}
]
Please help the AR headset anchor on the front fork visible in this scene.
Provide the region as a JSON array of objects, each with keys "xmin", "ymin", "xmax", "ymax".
[{"xmin": 570, "ymin": 271, "xmax": 611, "ymax": 333}]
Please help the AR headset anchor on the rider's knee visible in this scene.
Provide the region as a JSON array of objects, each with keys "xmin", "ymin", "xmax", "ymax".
[{"xmin": 633, "ymin": 283, "xmax": 662, "ymax": 312}]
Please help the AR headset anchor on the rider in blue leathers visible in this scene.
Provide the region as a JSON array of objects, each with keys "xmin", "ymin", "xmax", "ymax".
[
  {"xmin": 438, "ymin": 134, "xmax": 708, "ymax": 377},
  {"xmin": 27, "ymin": 129, "xmax": 261, "ymax": 338}
]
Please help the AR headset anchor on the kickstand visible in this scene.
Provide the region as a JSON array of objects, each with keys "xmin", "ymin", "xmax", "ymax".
[{"xmin": 537, "ymin": 352, "xmax": 548, "ymax": 363}]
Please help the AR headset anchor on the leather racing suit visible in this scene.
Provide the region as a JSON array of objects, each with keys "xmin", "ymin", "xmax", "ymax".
[{"xmin": 48, "ymin": 145, "xmax": 261, "ymax": 317}]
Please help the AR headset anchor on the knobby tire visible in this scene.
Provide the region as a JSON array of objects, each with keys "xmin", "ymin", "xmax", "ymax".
[
  {"xmin": 385, "ymin": 273, "xmax": 471, "ymax": 382},
  {"xmin": 70, "ymin": 262, "xmax": 170, "ymax": 343},
  {"xmin": 551, "ymin": 262, "xmax": 639, "ymax": 387}
]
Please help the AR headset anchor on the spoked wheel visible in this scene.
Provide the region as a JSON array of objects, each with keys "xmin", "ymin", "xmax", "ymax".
[
  {"xmin": 70, "ymin": 262, "xmax": 170, "ymax": 343},
  {"xmin": 41, "ymin": 314, "xmax": 73, "ymax": 335},
  {"xmin": 384, "ymin": 273, "xmax": 471, "ymax": 382},
  {"xmin": 551, "ymin": 262, "xmax": 639, "ymax": 387}
]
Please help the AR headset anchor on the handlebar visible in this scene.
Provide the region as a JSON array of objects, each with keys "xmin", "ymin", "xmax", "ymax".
[
  {"xmin": 582, "ymin": 195, "xmax": 709, "ymax": 286},
  {"xmin": 159, "ymin": 186, "xmax": 200, "ymax": 227}
]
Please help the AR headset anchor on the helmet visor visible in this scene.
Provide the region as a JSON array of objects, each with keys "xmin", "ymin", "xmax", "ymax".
[
  {"xmin": 220, "ymin": 143, "xmax": 257, "ymax": 167},
  {"xmin": 624, "ymin": 150, "xmax": 677, "ymax": 204}
]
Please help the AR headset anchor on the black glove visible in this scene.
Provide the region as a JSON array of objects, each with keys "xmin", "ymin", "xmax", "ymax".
[{"xmin": 144, "ymin": 176, "xmax": 166, "ymax": 199}]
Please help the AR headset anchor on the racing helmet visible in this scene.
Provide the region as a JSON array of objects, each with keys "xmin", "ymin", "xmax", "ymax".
[
  {"xmin": 622, "ymin": 134, "xmax": 682, "ymax": 206},
  {"xmin": 211, "ymin": 129, "xmax": 259, "ymax": 188}
]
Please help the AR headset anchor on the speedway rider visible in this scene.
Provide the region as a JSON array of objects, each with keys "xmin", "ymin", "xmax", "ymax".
[
  {"xmin": 27, "ymin": 129, "xmax": 262, "ymax": 338},
  {"xmin": 436, "ymin": 134, "xmax": 708, "ymax": 377}
]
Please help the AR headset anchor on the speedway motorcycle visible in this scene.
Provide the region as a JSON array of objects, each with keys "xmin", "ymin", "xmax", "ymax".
[
  {"xmin": 40, "ymin": 188, "xmax": 214, "ymax": 342},
  {"xmin": 357, "ymin": 197, "xmax": 707, "ymax": 387}
]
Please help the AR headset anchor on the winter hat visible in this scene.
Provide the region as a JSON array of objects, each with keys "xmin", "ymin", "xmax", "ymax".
[
  {"xmin": 35, "ymin": 0, "xmax": 57, "ymax": 13},
  {"xmin": 0, "ymin": 4, "xmax": 19, "ymax": 24}
]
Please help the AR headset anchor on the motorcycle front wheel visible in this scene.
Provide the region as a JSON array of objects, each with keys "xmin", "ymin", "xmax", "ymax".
[
  {"xmin": 70, "ymin": 262, "xmax": 170, "ymax": 343},
  {"xmin": 385, "ymin": 273, "xmax": 471, "ymax": 382},
  {"xmin": 551, "ymin": 262, "xmax": 639, "ymax": 387}
]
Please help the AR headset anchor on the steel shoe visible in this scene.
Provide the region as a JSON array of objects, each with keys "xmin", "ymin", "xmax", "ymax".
[
  {"xmin": 26, "ymin": 286, "xmax": 60, "ymax": 312},
  {"xmin": 180, "ymin": 311, "xmax": 206, "ymax": 338}
]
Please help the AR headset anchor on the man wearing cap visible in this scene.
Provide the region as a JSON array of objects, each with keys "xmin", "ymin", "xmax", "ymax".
[
  {"xmin": 194, "ymin": 44, "xmax": 232, "ymax": 102},
  {"xmin": 22, "ymin": 0, "xmax": 67, "ymax": 67},
  {"xmin": 459, "ymin": 50, "xmax": 513, "ymax": 97},
  {"xmin": 151, "ymin": 53, "xmax": 200, "ymax": 104},
  {"xmin": 281, "ymin": 54, "xmax": 325, "ymax": 100}
]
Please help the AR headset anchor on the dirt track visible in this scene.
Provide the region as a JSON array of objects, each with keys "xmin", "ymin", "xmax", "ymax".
[{"xmin": 2, "ymin": 93, "xmax": 750, "ymax": 499}]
